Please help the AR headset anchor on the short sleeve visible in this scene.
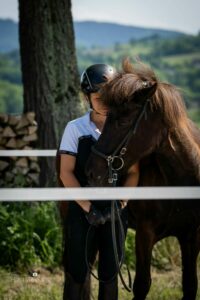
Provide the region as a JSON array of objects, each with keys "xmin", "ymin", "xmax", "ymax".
[{"xmin": 58, "ymin": 122, "xmax": 78, "ymax": 156}]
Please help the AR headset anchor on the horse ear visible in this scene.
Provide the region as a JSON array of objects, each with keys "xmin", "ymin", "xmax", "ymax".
[{"xmin": 134, "ymin": 81, "xmax": 157, "ymax": 102}]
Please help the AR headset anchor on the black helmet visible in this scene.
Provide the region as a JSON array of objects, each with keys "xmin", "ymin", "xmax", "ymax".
[{"xmin": 80, "ymin": 64, "xmax": 116, "ymax": 94}]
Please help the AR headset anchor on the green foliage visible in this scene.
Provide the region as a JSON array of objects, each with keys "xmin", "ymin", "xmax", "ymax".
[
  {"xmin": 0, "ymin": 51, "xmax": 21, "ymax": 84},
  {"xmin": 0, "ymin": 50, "xmax": 22, "ymax": 113},
  {"xmin": 0, "ymin": 202, "xmax": 62, "ymax": 271},
  {"xmin": 151, "ymin": 33, "xmax": 200, "ymax": 56},
  {"xmin": 0, "ymin": 34, "xmax": 200, "ymax": 114},
  {"xmin": 152, "ymin": 237, "xmax": 181, "ymax": 270},
  {"xmin": 188, "ymin": 108, "xmax": 200, "ymax": 127},
  {"xmin": 125, "ymin": 229, "xmax": 136, "ymax": 269},
  {"xmin": 124, "ymin": 231, "xmax": 182, "ymax": 271},
  {"xmin": 77, "ymin": 34, "xmax": 200, "ymax": 108},
  {"xmin": 0, "ymin": 80, "xmax": 23, "ymax": 113}
]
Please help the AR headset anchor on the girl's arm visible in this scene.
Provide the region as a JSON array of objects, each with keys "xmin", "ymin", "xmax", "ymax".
[{"xmin": 60, "ymin": 154, "xmax": 92, "ymax": 213}]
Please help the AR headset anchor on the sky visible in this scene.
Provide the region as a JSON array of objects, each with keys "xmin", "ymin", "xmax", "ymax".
[{"xmin": 0, "ymin": 0, "xmax": 200, "ymax": 34}]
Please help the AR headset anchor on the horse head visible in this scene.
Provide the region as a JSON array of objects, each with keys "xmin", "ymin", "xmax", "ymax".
[
  {"xmin": 86, "ymin": 59, "xmax": 200, "ymax": 187},
  {"xmin": 86, "ymin": 59, "xmax": 165, "ymax": 186}
]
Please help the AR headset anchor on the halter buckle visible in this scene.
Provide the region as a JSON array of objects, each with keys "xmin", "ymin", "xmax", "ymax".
[
  {"xmin": 120, "ymin": 147, "xmax": 127, "ymax": 155},
  {"xmin": 108, "ymin": 177, "xmax": 114, "ymax": 184},
  {"xmin": 113, "ymin": 173, "xmax": 118, "ymax": 181},
  {"xmin": 107, "ymin": 155, "xmax": 113, "ymax": 164}
]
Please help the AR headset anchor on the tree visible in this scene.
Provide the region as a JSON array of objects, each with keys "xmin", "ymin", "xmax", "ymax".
[{"xmin": 19, "ymin": 0, "xmax": 82, "ymax": 186}]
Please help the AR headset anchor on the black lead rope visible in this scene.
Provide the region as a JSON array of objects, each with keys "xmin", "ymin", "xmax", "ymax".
[
  {"xmin": 85, "ymin": 216, "xmax": 124, "ymax": 284},
  {"xmin": 85, "ymin": 202, "xmax": 132, "ymax": 292},
  {"xmin": 85, "ymin": 171, "xmax": 132, "ymax": 291},
  {"xmin": 111, "ymin": 179, "xmax": 132, "ymax": 292}
]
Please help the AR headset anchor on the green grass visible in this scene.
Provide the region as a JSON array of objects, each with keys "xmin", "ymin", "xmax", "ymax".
[
  {"xmin": 1, "ymin": 266, "xmax": 200, "ymax": 300},
  {"xmin": 161, "ymin": 52, "xmax": 200, "ymax": 66}
]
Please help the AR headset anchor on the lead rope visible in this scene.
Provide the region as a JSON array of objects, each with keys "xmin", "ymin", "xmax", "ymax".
[
  {"xmin": 85, "ymin": 225, "xmax": 121, "ymax": 283},
  {"xmin": 111, "ymin": 172, "xmax": 132, "ymax": 292},
  {"xmin": 85, "ymin": 201, "xmax": 132, "ymax": 291}
]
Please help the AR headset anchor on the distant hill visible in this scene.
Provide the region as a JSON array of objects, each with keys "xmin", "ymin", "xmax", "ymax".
[
  {"xmin": 0, "ymin": 19, "xmax": 186, "ymax": 53},
  {"xmin": 0, "ymin": 19, "xmax": 18, "ymax": 52},
  {"xmin": 74, "ymin": 21, "xmax": 185, "ymax": 47}
]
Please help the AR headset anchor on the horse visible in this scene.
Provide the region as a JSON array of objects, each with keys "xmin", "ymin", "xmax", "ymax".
[{"xmin": 86, "ymin": 59, "xmax": 200, "ymax": 300}]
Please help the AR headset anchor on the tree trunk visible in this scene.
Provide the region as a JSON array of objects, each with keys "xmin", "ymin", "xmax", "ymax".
[{"xmin": 19, "ymin": 0, "xmax": 81, "ymax": 186}]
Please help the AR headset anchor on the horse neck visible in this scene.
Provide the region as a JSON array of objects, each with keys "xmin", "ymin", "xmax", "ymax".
[{"xmin": 156, "ymin": 126, "xmax": 200, "ymax": 184}]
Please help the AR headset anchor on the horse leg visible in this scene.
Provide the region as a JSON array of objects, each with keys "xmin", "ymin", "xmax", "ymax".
[
  {"xmin": 178, "ymin": 230, "xmax": 200, "ymax": 300},
  {"xmin": 132, "ymin": 223, "xmax": 155, "ymax": 300},
  {"xmin": 63, "ymin": 272, "xmax": 91, "ymax": 300},
  {"xmin": 98, "ymin": 277, "xmax": 118, "ymax": 300}
]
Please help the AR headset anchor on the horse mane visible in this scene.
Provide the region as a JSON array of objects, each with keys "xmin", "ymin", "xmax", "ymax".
[{"xmin": 101, "ymin": 58, "xmax": 200, "ymax": 179}]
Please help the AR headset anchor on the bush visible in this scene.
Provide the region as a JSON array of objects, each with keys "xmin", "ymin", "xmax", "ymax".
[
  {"xmin": 124, "ymin": 230, "xmax": 181, "ymax": 271},
  {"xmin": 0, "ymin": 202, "xmax": 62, "ymax": 271}
]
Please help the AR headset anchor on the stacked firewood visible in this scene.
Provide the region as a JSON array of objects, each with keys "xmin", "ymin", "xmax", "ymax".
[{"xmin": 0, "ymin": 112, "xmax": 40, "ymax": 187}]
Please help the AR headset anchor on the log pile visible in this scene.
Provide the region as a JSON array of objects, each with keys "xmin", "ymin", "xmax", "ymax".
[{"xmin": 0, "ymin": 112, "xmax": 40, "ymax": 187}]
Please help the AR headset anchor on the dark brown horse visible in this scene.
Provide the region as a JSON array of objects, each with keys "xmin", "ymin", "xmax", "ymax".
[{"xmin": 86, "ymin": 59, "xmax": 200, "ymax": 300}]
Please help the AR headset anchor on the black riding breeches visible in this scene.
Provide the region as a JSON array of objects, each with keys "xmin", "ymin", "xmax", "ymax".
[{"xmin": 63, "ymin": 201, "xmax": 128, "ymax": 283}]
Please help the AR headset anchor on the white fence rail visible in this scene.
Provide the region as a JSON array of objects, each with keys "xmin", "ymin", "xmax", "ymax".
[
  {"xmin": 0, "ymin": 187, "xmax": 200, "ymax": 202},
  {"xmin": 0, "ymin": 150, "xmax": 200, "ymax": 202},
  {"xmin": 0, "ymin": 150, "xmax": 56, "ymax": 157}
]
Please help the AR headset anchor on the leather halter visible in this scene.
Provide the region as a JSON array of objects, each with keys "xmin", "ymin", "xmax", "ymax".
[
  {"xmin": 88, "ymin": 97, "xmax": 150, "ymax": 292},
  {"xmin": 92, "ymin": 98, "xmax": 150, "ymax": 185}
]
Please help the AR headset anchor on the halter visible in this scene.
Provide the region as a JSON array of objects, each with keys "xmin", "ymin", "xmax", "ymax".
[
  {"xmin": 92, "ymin": 98, "xmax": 150, "ymax": 185},
  {"xmin": 88, "ymin": 97, "xmax": 150, "ymax": 292}
]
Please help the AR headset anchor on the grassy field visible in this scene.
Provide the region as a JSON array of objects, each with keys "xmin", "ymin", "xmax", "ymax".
[
  {"xmin": 0, "ymin": 266, "xmax": 200, "ymax": 300},
  {"xmin": 161, "ymin": 52, "xmax": 200, "ymax": 66}
]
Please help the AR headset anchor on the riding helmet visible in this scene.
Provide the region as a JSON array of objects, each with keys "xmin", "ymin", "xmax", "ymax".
[{"xmin": 80, "ymin": 64, "xmax": 116, "ymax": 94}]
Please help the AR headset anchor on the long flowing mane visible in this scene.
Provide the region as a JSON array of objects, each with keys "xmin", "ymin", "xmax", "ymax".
[
  {"xmin": 87, "ymin": 61, "xmax": 200, "ymax": 300},
  {"xmin": 101, "ymin": 59, "xmax": 200, "ymax": 179}
]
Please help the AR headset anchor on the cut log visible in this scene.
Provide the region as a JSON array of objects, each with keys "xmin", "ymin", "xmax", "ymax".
[
  {"xmin": 10, "ymin": 156, "xmax": 17, "ymax": 161},
  {"xmin": 15, "ymin": 115, "xmax": 29, "ymax": 129},
  {"xmin": 30, "ymin": 161, "xmax": 40, "ymax": 172},
  {"xmin": 16, "ymin": 139, "xmax": 29, "ymax": 149},
  {"xmin": 0, "ymin": 160, "xmax": 9, "ymax": 171},
  {"xmin": 12, "ymin": 166, "xmax": 29, "ymax": 175},
  {"xmin": 0, "ymin": 114, "xmax": 9, "ymax": 124},
  {"xmin": 28, "ymin": 173, "xmax": 39, "ymax": 185},
  {"xmin": 8, "ymin": 115, "xmax": 21, "ymax": 126},
  {"xmin": 20, "ymin": 167, "xmax": 29, "ymax": 175},
  {"xmin": 15, "ymin": 157, "xmax": 29, "ymax": 168},
  {"xmin": 3, "ymin": 126, "xmax": 16, "ymax": 137},
  {"xmin": 6, "ymin": 138, "xmax": 17, "ymax": 148},
  {"xmin": 28, "ymin": 126, "xmax": 37, "ymax": 135},
  {"xmin": 5, "ymin": 171, "xmax": 15, "ymax": 182},
  {"xmin": 16, "ymin": 128, "xmax": 28, "ymax": 135},
  {"xmin": 22, "ymin": 133, "xmax": 37, "ymax": 142},
  {"xmin": 32, "ymin": 120, "xmax": 37, "ymax": 126},
  {"xmin": 23, "ymin": 146, "xmax": 38, "ymax": 161},
  {"xmin": 26, "ymin": 112, "xmax": 36, "ymax": 124},
  {"xmin": 29, "ymin": 156, "xmax": 38, "ymax": 162},
  {"xmin": 0, "ymin": 137, "xmax": 7, "ymax": 146}
]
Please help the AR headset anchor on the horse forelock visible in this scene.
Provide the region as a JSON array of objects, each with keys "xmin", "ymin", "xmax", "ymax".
[{"xmin": 101, "ymin": 59, "xmax": 157, "ymax": 107}]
